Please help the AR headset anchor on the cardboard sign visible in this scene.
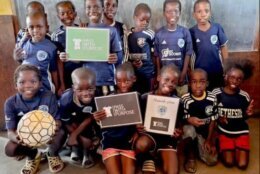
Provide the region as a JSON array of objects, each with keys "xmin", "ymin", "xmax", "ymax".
[
  {"xmin": 66, "ymin": 27, "xmax": 109, "ymax": 61},
  {"xmin": 95, "ymin": 92, "xmax": 142, "ymax": 128},
  {"xmin": 144, "ymin": 95, "xmax": 180, "ymax": 135}
]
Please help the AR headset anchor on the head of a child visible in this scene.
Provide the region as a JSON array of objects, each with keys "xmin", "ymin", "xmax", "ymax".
[
  {"xmin": 224, "ymin": 58, "xmax": 254, "ymax": 92},
  {"xmin": 190, "ymin": 69, "xmax": 208, "ymax": 98},
  {"xmin": 26, "ymin": 1, "xmax": 45, "ymax": 14},
  {"xmin": 14, "ymin": 64, "xmax": 42, "ymax": 100},
  {"xmin": 116, "ymin": 62, "xmax": 136, "ymax": 93},
  {"xmin": 133, "ymin": 3, "xmax": 151, "ymax": 32},
  {"xmin": 157, "ymin": 64, "xmax": 180, "ymax": 96},
  {"xmin": 103, "ymin": 0, "xmax": 118, "ymax": 21},
  {"xmin": 85, "ymin": 0, "xmax": 104, "ymax": 24},
  {"xmin": 72, "ymin": 67, "xmax": 96, "ymax": 104},
  {"xmin": 56, "ymin": 1, "xmax": 77, "ymax": 27},
  {"xmin": 193, "ymin": 0, "xmax": 211, "ymax": 25},
  {"xmin": 163, "ymin": 0, "xmax": 181, "ymax": 28},
  {"xmin": 26, "ymin": 12, "xmax": 47, "ymax": 42}
]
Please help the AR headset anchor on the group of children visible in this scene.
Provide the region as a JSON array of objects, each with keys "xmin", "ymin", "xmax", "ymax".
[{"xmin": 4, "ymin": 0, "xmax": 255, "ymax": 174}]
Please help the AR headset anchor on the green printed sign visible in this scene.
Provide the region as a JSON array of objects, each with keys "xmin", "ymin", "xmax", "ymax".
[{"xmin": 66, "ymin": 27, "xmax": 109, "ymax": 61}]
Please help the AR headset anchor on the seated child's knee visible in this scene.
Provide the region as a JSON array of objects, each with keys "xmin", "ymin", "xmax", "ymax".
[
  {"xmin": 182, "ymin": 125, "xmax": 196, "ymax": 140},
  {"xmin": 5, "ymin": 141, "xmax": 17, "ymax": 157},
  {"xmin": 237, "ymin": 160, "xmax": 248, "ymax": 170}
]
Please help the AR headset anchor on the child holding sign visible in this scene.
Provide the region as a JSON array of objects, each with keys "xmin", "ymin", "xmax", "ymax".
[
  {"xmin": 135, "ymin": 64, "xmax": 183, "ymax": 174},
  {"xmin": 93, "ymin": 62, "xmax": 137, "ymax": 174}
]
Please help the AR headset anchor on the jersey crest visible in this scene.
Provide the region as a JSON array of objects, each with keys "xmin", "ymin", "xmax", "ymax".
[
  {"xmin": 210, "ymin": 35, "xmax": 218, "ymax": 44},
  {"xmin": 37, "ymin": 50, "xmax": 48, "ymax": 61},
  {"xmin": 137, "ymin": 38, "xmax": 146, "ymax": 48}
]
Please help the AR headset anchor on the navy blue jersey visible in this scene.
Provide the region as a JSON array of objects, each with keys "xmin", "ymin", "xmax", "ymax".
[
  {"xmin": 59, "ymin": 89, "xmax": 96, "ymax": 124},
  {"xmin": 154, "ymin": 25, "xmax": 193, "ymax": 70},
  {"xmin": 212, "ymin": 88, "xmax": 250, "ymax": 136},
  {"xmin": 21, "ymin": 38, "xmax": 58, "ymax": 91},
  {"xmin": 181, "ymin": 91, "xmax": 218, "ymax": 138},
  {"xmin": 189, "ymin": 23, "xmax": 228, "ymax": 74},
  {"xmin": 4, "ymin": 90, "xmax": 59, "ymax": 130},
  {"xmin": 82, "ymin": 23, "xmax": 122, "ymax": 86},
  {"xmin": 128, "ymin": 28, "xmax": 155, "ymax": 78}
]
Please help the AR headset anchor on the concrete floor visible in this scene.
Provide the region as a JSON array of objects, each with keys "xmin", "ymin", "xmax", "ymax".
[{"xmin": 0, "ymin": 118, "xmax": 259, "ymax": 174}]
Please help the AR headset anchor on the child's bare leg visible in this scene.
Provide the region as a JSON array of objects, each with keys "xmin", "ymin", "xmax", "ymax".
[
  {"xmin": 121, "ymin": 155, "xmax": 135, "ymax": 174},
  {"xmin": 80, "ymin": 136, "xmax": 95, "ymax": 168},
  {"xmin": 5, "ymin": 140, "xmax": 37, "ymax": 159},
  {"xmin": 221, "ymin": 150, "xmax": 235, "ymax": 167},
  {"xmin": 135, "ymin": 135, "xmax": 155, "ymax": 154},
  {"xmin": 235, "ymin": 149, "xmax": 249, "ymax": 170},
  {"xmin": 160, "ymin": 150, "xmax": 179, "ymax": 174},
  {"xmin": 104, "ymin": 155, "xmax": 121, "ymax": 174}
]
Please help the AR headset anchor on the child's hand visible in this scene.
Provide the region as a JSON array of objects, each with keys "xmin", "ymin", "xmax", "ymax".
[
  {"xmin": 132, "ymin": 59, "xmax": 143, "ymax": 68},
  {"xmin": 136, "ymin": 124, "xmax": 145, "ymax": 133},
  {"xmin": 219, "ymin": 115, "xmax": 228, "ymax": 125},
  {"xmin": 172, "ymin": 128, "xmax": 183, "ymax": 138},
  {"xmin": 93, "ymin": 109, "xmax": 107, "ymax": 121},
  {"xmin": 57, "ymin": 84, "xmax": 65, "ymax": 97},
  {"xmin": 20, "ymin": 29, "xmax": 31, "ymax": 44},
  {"xmin": 108, "ymin": 53, "xmax": 118, "ymax": 64},
  {"xmin": 16, "ymin": 135, "xmax": 28, "ymax": 147},
  {"xmin": 67, "ymin": 133, "xmax": 79, "ymax": 146},
  {"xmin": 187, "ymin": 117, "xmax": 205, "ymax": 127},
  {"xmin": 204, "ymin": 140, "xmax": 216, "ymax": 155},
  {"xmin": 178, "ymin": 73, "xmax": 186, "ymax": 86},
  {"xmin": 59, "ymin": 52, "xmax": 69, "ymax": 62},
  {"xmin": 246, "ymin": 99, "xmax": 254, "ymax": 116},
  {"xmin": 78, "ymin": 17, "xmax": 87, "ymax": 27},
  {"xmin": 13, "ymin": 47, "xmax": 26, "ymax": 62}
]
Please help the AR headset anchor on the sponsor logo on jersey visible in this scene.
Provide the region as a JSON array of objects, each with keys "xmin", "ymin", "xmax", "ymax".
[
  {"xmin": 82, "ymin": 106, "xmax": 93, "ymax": 114},
  {"xmin": 161, "ymin": 48, "xmax": 181, "ymax": 58},
  {"xmin": 178, "ymin": 38, "xmax": 185, "ymax": 48},
  {"xmin": 137, "ymin": 38, "xmax": 146, "ymax": 48},
  {"xmin": 38, "ymin": 105, "xmax": 49, "ymax": 112},
  {"xmin": 205, "ymin": 105, "xmax": 213, "ymax": 116},
  {"xmin": 37, "ymin": 50, "xmax": 48, "ymax": 61},
  {"xmin": 210, "ymin": 35, "xmax": 218, "ymax": 44}
]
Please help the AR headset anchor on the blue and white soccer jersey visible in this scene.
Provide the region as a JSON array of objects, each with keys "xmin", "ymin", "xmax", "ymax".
[
  {"xmin": 212, "ymin": 88, "xmax": 250, "ymax": 136},
  {"xmin": 181, "ymin": 91, "xmax": 218, "ymax": 138},
  {"xmin": 154, "ymin": 25, "xmax": 193, "ymax": 71},
  {"xmin": 128, "ymin": 28, "xmax": 155, "ymax": 78},
  {"xmin": 4, "ymin": 90, "xmax": 59, "ymax": 130},
  {"xmin": 21, "ymin": 38, "xmax": 58, "ymax": 92},
  {"xmin": 82, "ymin": 23, "xmax": 122, "ymax": 86},
  {"xmin": 189, "ymin": 23, "xmax": 228, "ymax": 74}
]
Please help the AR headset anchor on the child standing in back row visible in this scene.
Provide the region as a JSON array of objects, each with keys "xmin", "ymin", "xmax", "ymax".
[
  {"xmin": 212, "ymin": 58, "xmax": 254, "ymax": 170},
  {"xmin": 155, "ymin": 0, "xmax": 193, "ymax": 97},
  {"xmin": 128, "ymin": 3, "xmax": 156, "ymax": 94},
  {"xmin": 190, "ymin": 0, "xmax": 229, "ymax": 91}
]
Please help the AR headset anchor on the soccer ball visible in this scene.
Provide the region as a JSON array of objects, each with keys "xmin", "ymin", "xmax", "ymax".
[{"xmin": 17, "ymin": 110, "xmax": 56, "ymax": 147}]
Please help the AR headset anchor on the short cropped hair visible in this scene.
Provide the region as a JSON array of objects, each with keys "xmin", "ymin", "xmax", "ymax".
[
  {"xmin": 134, "ymin": 3, "xmax": 151, "ymax": 17},
  {"xmin": 26, "ymin": 1, "xmax": 45, "ymax": 13},
  {"xmin": 71, "ymin": 67, "xmax": 96, "ymax": 86},
  {"xmin": 26, "ymin": 11, "xmax": 47, "ymax": 25},
  {"xmin": 190, "ymin": 68, "xmax": 208, "ymax": 80},
  {"xmin": 14, "ymin": 64, "xmax": 42, "ymax": 84},
  {"xmin": 116, "ymin": 62, "xmax": 135, "ymax": 77},
  {"xmin": 85, "ymin": 0, "xmax": 104, "ymax": 7},
  {"xmin": 160, "ymin": 64, "xmax": 180, "ymax": 78},
  {"xmin": 56, "ymin": 1, "xmax": 76, "ymax": 12},
  {"xmin": 193, "ymin": 0, "xmax": 211, "ymax": 12},
  {"xmin": 163, "ymin": 0, "xmax": 182, "ymax": 12}
]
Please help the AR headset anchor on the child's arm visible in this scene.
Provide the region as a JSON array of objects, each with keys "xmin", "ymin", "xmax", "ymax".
[
  {"xmin": 155, "ymin": 56, "xmax": 161, "ymax": 77},
  {"xmin": 187, "ymin": 117, "xmax": 205, "ymax": 127},
  {"xmin": 108, "ymin": 53, "xmax": 118, "ymax": 64},
  {"xmin": 57, "ymin": 58, "xmax": 65, "ymax": 96},
  {"xmin": 179, "ymin": 55, "xmax": 190, "ymax": 85},
  {"xmin": 220, "ymin": 44, "xmax": 229, "ymax": 63},
  {"xmin": 7, "ymin": 129, "xmax": 20, "ymax": 144},
  {"xmin": 246, "ymin": 99, "xmax": 254, "ymax": 116},
  {"xmin": 204, "ymin": 121, "xmax": 217, "ymax": 154},
  {"xmin": 51, "ymin": 71, "xmax": 59, "ymax": 93}
]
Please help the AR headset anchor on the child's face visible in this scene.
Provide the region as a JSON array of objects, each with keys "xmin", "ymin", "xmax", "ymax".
[
  {"xmin": 193, "ymin": 2, "xmax": 211, "ymax": 25},
  {"xmin": 57, "ymin": 5, "xmax": 77, "ymax": 26},
  {"xmin": 116, "ymin": 71, "xmax": 135, "ymax": 93},
  {"xmin": 26, "ymin": 16, "xmax": 47, "ymax": 42},
  {"xmin": 190, "ymin": 71, "xmax": 207, "ymax": 98},
  {"xmin": 134, "ymin": 10, "xmax": 151, "ymax": 31},
  {"xmin": 157, "ymin": 69, "xmax": 178, "ymax": 96},
  {"xmin": 73, "ymin": 79, "xmax": 96, "ymax": 104},
  {"xmin": 16, "ymin": 70, "xmax": 41, "ymax": 100},
  {"xmin": 164, "ymin": 2, "xmax": 180, "ymax": 26},
  {"xmin": 104, "ymin": 0, "xmax": 118, "ymax": 20},
  {"xmin": 225, "ymin": 68, "xmax": 244, "ymax": 91},
  {"xmin": 85, "ymin": 0, "xmax": 103, "ymax": 24}
]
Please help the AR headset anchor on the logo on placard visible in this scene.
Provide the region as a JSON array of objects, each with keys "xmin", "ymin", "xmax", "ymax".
[
  {"xmin": 158, "ymin": 105, "xmax": 167, "ymax": 116},
  {"xmin": 178, "ymin": 38, "xmax": 185, "ymax": 48},
  {"xmin": 137, "ymin": 38, "xmax": 146, "ymax": 48},
  {"xmin": 210, "ymin": 35, "xmax": 218, "ymax": 44},
  {"xmin": 37, "ymin": 50, "xmax": 48, "ymax": 61}
]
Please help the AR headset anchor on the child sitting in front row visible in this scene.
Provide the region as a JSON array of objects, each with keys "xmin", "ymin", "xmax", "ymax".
[
  {"xmin": 182, "ymin": 69, "xmax": 218, "ymax": 173},
  {"xmin": 135, "ymin": 64, "xmax": 183, "ymax": 174},
  {"xmin": 59, "ymin": 67, "xmax": 99, "ymax": 168},
  {"xmin": 4, "ymin": 64, "xmax": 65, "ymax": 174},
  {"xmin": 93, "ymin": 62, "xmax": 137, "ymax": 174},
  {"xmin": 212, "ymin": 58, "xmax": 254, "ymax": 169}
]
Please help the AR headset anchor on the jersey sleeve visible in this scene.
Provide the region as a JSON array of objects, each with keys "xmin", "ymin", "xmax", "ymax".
[
  {"xmin": 48, "ymin": 93, "xmax": 60, "ymax": 119},
  {"xmin": 110, "ymin": 28, "xmax": 122, "ymax": 53},
  {"xmin": 48, "ymin": 47, "xmax": 58, "ymax": 72},
  {"xmin": 4, "ymin": 97, "xmax": 17, "ymax": 130},
  {"xmin": 184, "ymin": 28, "xmax": 193, "ymax": 56},
  {"xmin": 216, "ymin": 23, "xmax": 228, "ymax": 46},
  {"xmin": 154, "ymin": 33, "xmax": 160, "ymax": 57},
  {"xmin": 59, "ymin": 93, "xmax": 72, "ymax": 123}
]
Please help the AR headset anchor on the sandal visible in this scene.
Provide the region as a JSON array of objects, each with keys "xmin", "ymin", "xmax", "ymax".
[
  {"xmin": 47, "ymin": 154, "xmax": 64, "ymax": 173},
  {"xmin": 184, "ymin": 159, "xmax": 197, "ymax": 173},
  {"xmin": 142, "ymin": 160, "xmax": 156, "ymax": 173},
  {"xmin": 20, "ymin": 152, "xmax": 41, "ymax": 174},
  {"xmin": 82, "ymin": 153, "xmax": 95, "ymax": 169}
]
